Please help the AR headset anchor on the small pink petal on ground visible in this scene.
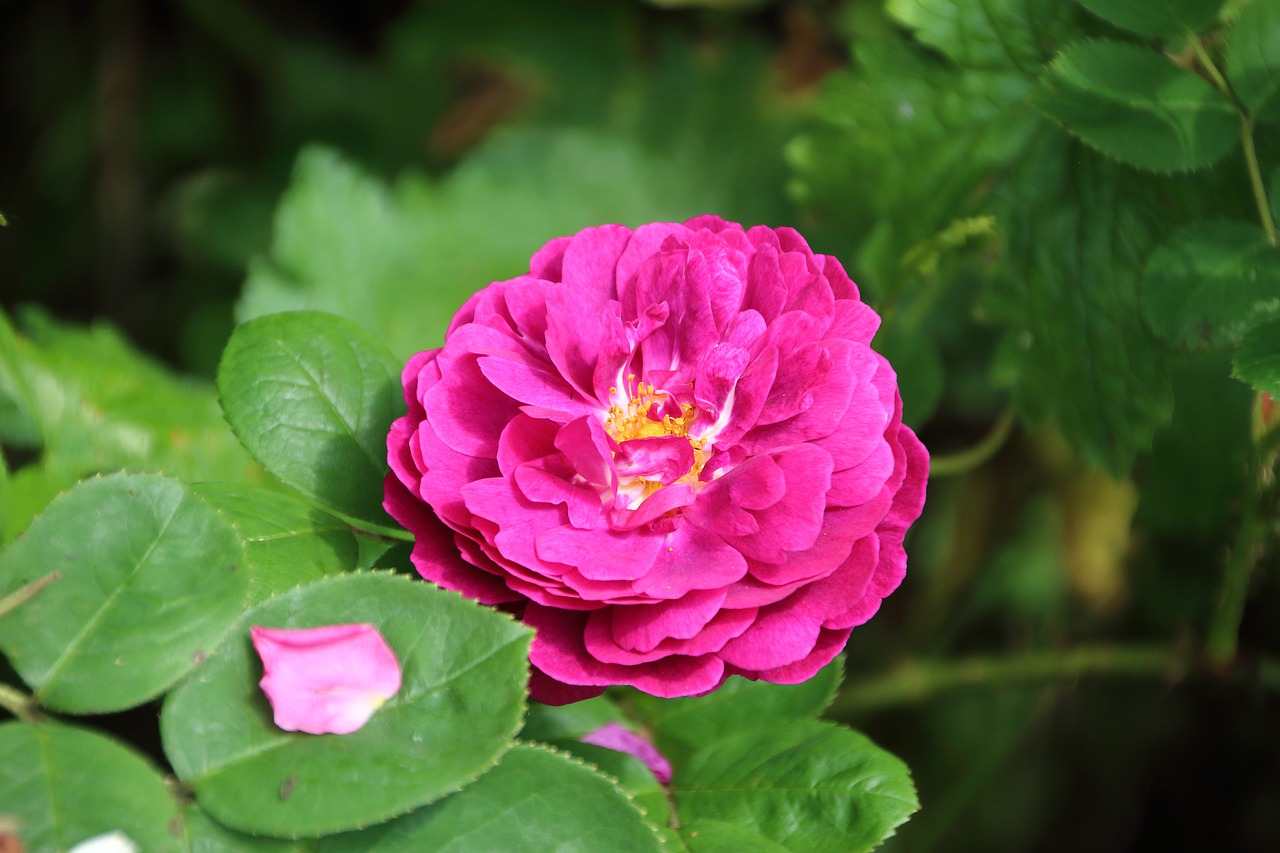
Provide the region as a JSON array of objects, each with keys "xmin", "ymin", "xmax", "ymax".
[
  {"xmin": 251, "ymin": 623, "xmax": 402, "ymax": 736},
  {"xmin": 580, "ymin": 722, "xmax": 673, "ymax": 784}
]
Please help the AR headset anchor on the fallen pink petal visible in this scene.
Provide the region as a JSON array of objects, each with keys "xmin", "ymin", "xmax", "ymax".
[
  {"xmin": 581, "ymin": 722, "xmax": 673, "ymax": 784},
  {"xmin": 251, "ymin": 623, "xmax": 403, "ymax": 735}
]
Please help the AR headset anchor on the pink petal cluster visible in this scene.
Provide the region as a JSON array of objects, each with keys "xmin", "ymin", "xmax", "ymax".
[
  {"xmin": 251, "ymin": 624, "xmax": 402, "ymax": 735},
  {"xmin": 385, "ymin": 216, "xmax": 927, "ymax": 704}
]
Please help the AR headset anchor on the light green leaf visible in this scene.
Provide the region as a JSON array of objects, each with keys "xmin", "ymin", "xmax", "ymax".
[
  {"xmin": 217, "ymin": 311, "xmax": 402, "ymax": 535},
  {"xmin": 1142, "ymin": 221, "xmax": 1280, "ymax": 349},
  {"xmin": 983, "ymin": 140, "xmax": 1174, "ymax": 474},
  {"xmin": 1233, "ymin": 316, "xmax": 1280, "ymax": 393},
  {"xmin": 886, "ymin": 0, "xmax": 1076, "ymax": 70},
  {"xmin": 318, "ymin": 744, "xmax": 664, "ymax": 853},
  {"xmin": 626, "ymin": 657, "xmax": 843, "ymax": 759},
  {"xmin": 0, "ymin": 473, "xmax": 247, "ymax": 713},
  {"xmin": 674, "ymin": 720, "xmax": 918, "ymax": 853},
  {"xmin": 1226, "ymin": 0, "xmax": 1280, "ymax": 119},
  {"xmin": 680, "ymin": 820, "xmax": 790, "ymax": 853},
  {"xmin": 238, "ymin": 130, "xmax": 726, "ymax": 360},
  {"xmin": 1078, "ymin": 0, "xmax": 1224, "ymax": 37},
  {"xmin": 1033, "ymin": 39, "xmax": 1238, "ymax": 172},
  {"xmin": 0, "ymin": 307, "xmax": 259, "ymax": 485},
  {"xmin": 0, "ymin": 721, "xmax": 182, "ymax": 853},
  {"xmin": 161, "ymin": 572, "xmax": 532, "ymax": 838},
  {"xmin": 191, "ymin": 483, "xmax": 359, "ymax": 603}
]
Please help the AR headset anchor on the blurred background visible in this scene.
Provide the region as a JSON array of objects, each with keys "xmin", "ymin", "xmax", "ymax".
[{"xmin": 2, "ymin": 0, "xmax": 1278, "ymax": 850}]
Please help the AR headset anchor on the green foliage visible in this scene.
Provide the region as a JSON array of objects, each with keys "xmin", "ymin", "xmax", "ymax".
[
  {"xmin": 1078, "ymin": 0, "xmax": 1225, "ymax": 37},
  {"xmin": 191, "ymin": 483, "xmax": 360, "ymax": 603},
  {"xmin": 217, "ymin": 311, "xmax": 403, "ymax": 535},
  {"xmin": 318, "ymin": 744, "xmax": 665, "ymax": 852},
  {"xmin": 1032, "ymin": 39, "xmax": 1238, "ymax": 173},
  {"xmin": 0, "ymin": 721, "xmax": 182, "ymax": 853},
  {"xmin": 673, "ymin": 721, "xmax": 918, "ymax": 853},
  {"xmin": 0, "ymin": 473, "xmax": 246, "ymax": 713},
  {"xmin": 1142, "ymin": 221, "xmax": 1280, "ymax": 349},
  {"xmin": 1226, "ymin": 0, "xmax": 1280, "ymax": 119},
  {"xmin": 1232, "ymin": 316, "xmax": 1280, "ymax": 392},
  {"xmin": 162, "ymin": 572, "xmax": 532, "ymax": 837}
]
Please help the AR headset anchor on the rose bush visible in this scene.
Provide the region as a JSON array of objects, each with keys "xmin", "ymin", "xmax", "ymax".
[{"xmin": 385, "ymin": 216, "xmax": 927, "ymax": 704}]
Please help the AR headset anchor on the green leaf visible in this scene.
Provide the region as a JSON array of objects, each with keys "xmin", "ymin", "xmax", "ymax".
[
  {"xmin": 191, "ymin": 483, "xmax": 359, "ymax": 603},
  {"xmin": 238, "ymin": 130, "xmax": 728, "ymax": 361},
  {"xmin": 217, "ymin": 311, "xmax": 402, "ymax": 534},
  {"xmin": 181, "ymin": 806, "xmax": 314, "ymax": 853},
  {"xmin": 0, "ymin": 473, "xmax": 247, "ymax": 713},
  {"xmin": 161, "ymin": 572, "xmax": 532, "ymax": 838},
  {"xmin": 317, "ymin": 743, "xmax": 664, "ymax": 853},
  {"xmin": 0, "ymin": 307, "xmax": 259, "ymax": 484},
  {"xmin": 1142, "ymin": 221, "xmax": 1280, "ymax": 349},
  {"xmin": 674, "ymin": 720, "xmax": 918, "ymax": 853},
  {"xmin": 885, "ymin": 0, "xmax": 1077, "ymax": 70},
  {"xmin": 0, "ymin": 720, "xmax": 183, "ymax": 853},
  {"xmin": 1233, "ymin": 316, "xmax": 1280, "ymax": 393},
  {"xmin": 521, "ymin": 695, "xmax": 629, "ymax": 742},
  {"xmin": 626, "ymin": 657, "xmax": 843, "ymax": 759},
  {"xmin": 1033, "ymin": 39, "xmax": 1238, "ymax": 173},
  {"xmin": 1077, "ymin": 0, "xmax": 1224, "ymax": 37},
  {"xmin": 679, "ymin": 820, "xmax": 790, "ymax": 853},
  {"xmin": 1226, "ymin": 0, "xmax": 1280, "ymax": 119},
  {"xmin": 983, "ymin": 141, "xmax": 1175, "ymax": 473}
]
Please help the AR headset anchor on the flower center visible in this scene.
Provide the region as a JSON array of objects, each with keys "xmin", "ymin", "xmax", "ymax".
[{"xmin": 605, "ymin": 375, "xmax": 710, "ymax": 503}]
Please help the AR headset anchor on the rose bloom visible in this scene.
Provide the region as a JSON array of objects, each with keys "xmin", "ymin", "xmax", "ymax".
[{"xmin": 385, "ymin": 216, "xmax": 927, "ymax": 704}]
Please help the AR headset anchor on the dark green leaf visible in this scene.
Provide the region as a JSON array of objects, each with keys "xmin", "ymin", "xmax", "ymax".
[
  {"xmin": 217, "ymin": 311, "xmax": 402, "ymax": 534},
  {"xmin": 874, "ymin": 328, "xmax": 945, "ymax": 426},
  {"xmin": 0, "ymin": 473, "xmax": 247, "ymax": 713},
  {"xmin": 317, "ymin": 744, "xmax": 664, "ymax": 853},
  {"xmin": 1233, "ymin": 316, "xmax": 1280, "ymax": 393},
  {"xmin": 192, "ymin": 483, "xmax": 359, "ymax": 603},
  {"xmin": 1142, "ymin": 221, "xmax": 1280, "ymax": 349},
  {"xmin": 983, "ymin": 141, "xmax": 1174, "ymax": 473},
  {"xmin": 161, "ymin": 572, "xmax": 532, "ymax": 838},
  {"xmin": 181, "ymin": 806, "xmax": 314, "ymax": 853},
  {"xmin": 674, "ymin": 721, "xmax": 918, "ymax": 853},
  {"xmin": 0, "ymin": 720, "xmax": 182, "ymax": 853},
  {"xmin": 1078, "ymin": 0, "xmax": 1224, "ymax": 37},
  {"xmin": 1226, "ymin": 0, "xmax": 1280, "ymax": 119},
  {"xmin": 1033, "ymin": 39, "xmax": 1238, "ymax": 172}
]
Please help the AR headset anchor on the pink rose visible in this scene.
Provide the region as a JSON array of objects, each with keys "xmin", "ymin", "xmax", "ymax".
[
  {"xmin": 251, "ymin": 624, "xmax": 402, "ymax": 735},
  {"xmin": 385, "ymin": 216, "xmax": 928, "ymax": 704}
]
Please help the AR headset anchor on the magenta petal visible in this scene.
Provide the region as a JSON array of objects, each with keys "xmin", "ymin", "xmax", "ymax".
[
  {"xmin": 580, "ymin": 722, "xmax": 673, "ymax": 784},
  {"xmin": 387, "ymin": 216, "xmax": 927, "ymax": 704},
  {"xmin": 251, "ymin": 624, "xmax": 402, "ymax": 735}
]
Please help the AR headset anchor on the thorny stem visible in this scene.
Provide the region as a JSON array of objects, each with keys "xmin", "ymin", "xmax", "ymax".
[
  {"xmin": 828, "ymin": 644, "xmax": 1280, "ymax": 717},
  {"xmin": 0, "ymin": 571, "xmax": 61, "ymax": 620},
  {"xmin": 928, "ymin": 410, "xmax": 1016, "ymax": 478},
  {"xmin": 1186, "ymin": 31, "xmax": 1278, "ymax": 246},
  {"xmin": 1241, "ymin": 115, "xmax": 1279, "ymax": 247},
  {"xmin": 0, "ymin": 683, "xmax": 39, "ymax": 723},
  {"xmin": 1207, "ymin": 423, "xmax": 1280, "ymax": 665}
]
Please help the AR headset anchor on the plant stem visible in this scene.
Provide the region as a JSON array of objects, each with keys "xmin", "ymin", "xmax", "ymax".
[
  {"xmin": 0, "ymin": 571, "xmax": 61, "ymax": 620},
  {"xmin": 928, "ymin": 409, "xmax": 1016, "ymax": 477},
  {"xmin": 0, "ymin": 683, "xmax": 39, "ymax": 723},
  {"xmin": 1241, "ymin": 115, "xmax": 1279, "ymax": 247},
  {"xmin": 830, "ymin": 644, "xmax": 1188, "ymax": 716}
]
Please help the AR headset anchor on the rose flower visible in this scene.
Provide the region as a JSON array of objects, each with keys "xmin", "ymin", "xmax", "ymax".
[{"xmin": 385, "ymin": 216, "xmax": 927, "ymax": 704}]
